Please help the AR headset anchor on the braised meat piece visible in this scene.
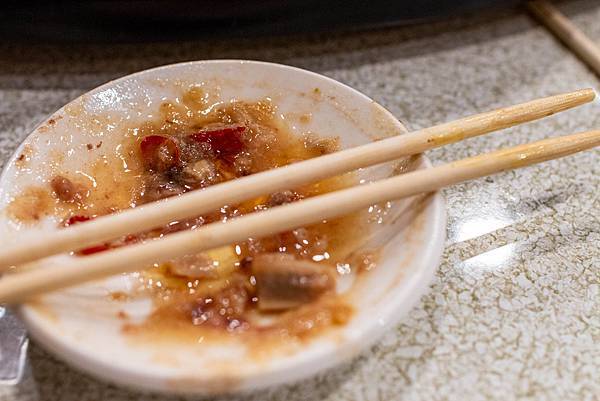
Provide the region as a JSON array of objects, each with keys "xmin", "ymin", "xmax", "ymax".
[
  {"xmin": 50, "ymin": 175, "xmax": 87, "ymax": 203},
  {"xmin": 180, "ymin": 159, "xmax": 218, "ymax": 187},
  {"xmin": 188, "ymin": 125, "xmax": 246, "ymax": 160},
  {"xmin": 139, "ymin": 174, "xmax": 187, "ymax": 203},
  {"xmin": 252, "ymin": 253, "xmax": 335, "ymax": 311},
  {"xmin": 267, "ymin": 190, "xmax": 300, "ymax": 206},
  {"xmin": 189, "ymin": 276, "xmax": 253, "ymax": 331},
  {"xmin": 139, "ymin": 135, "xmax": 180, "ymax": 172}
]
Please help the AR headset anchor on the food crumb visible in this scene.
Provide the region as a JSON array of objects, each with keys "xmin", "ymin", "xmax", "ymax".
[
  {"xmin": 303, "ymin": 134, "xmax": 339, "ymax": 155},
  {"xmin": 15, "ymin": 144, "xmax": 33, "ymax": 167},
  {"xmin": 50, "ymin": 176, "xmax": 87, "ymax": 203},
  {"xmin": 299, "ymin": 113, "xmax": 312, "ymax": 124},
  {"xmin": 86, "ymin": 144, "xmax": 94, "ymax": 150},
  {"xmin": 110, "ymin": 291, "xmax": 129, "ymax": 301}
]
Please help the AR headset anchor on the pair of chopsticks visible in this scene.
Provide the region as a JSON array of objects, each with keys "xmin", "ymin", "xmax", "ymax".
[
  {"xmin": 529, "ymin": 1, "xmax": 600, "ymax": 77},
  {"xmin": 0, "ymin": 89, "xmax": 598, "ymax": 304}
]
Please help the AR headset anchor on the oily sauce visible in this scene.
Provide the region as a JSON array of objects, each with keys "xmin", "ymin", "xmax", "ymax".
[{"xmin": 8, "ymin": 87, "xmax": 378, "ymax": 347}]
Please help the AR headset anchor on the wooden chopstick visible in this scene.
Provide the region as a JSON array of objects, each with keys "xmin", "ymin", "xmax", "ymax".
[
  {"xmin": 0, "ymin": 89, "xmax": 594, "ymax": 270},
  {"xmin": 1, "ymin": 129, "xmax": 599, "ymax": 304},
  {"xmin": 528, "ymin": 0, "xmax": 600, "ymax": 76}
]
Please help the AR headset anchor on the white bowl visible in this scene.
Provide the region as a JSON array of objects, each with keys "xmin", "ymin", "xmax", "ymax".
[{"xmin": 0, "ymin": 60, "xmax": 445, "ymax": 395}]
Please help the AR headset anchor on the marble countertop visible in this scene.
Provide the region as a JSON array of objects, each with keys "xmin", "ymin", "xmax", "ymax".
[{"xmin": 0, "ymin": 1, "xmax": 598, "ymax": 400}]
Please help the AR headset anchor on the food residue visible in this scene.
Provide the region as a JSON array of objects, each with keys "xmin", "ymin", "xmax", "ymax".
[{"xmin": 7, "ymin": 87, "xmax": 381, "ymax": 349}]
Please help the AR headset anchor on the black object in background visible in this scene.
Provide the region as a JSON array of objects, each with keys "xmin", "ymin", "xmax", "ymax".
[{"xmin": 1, "ymin": 0, "xmax": 520, "ymax": 42}]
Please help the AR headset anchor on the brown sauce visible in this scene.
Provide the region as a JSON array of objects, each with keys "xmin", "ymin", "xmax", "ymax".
[
  {"xmin": 8, "ymin": 87, "xmax": 379, "ymax": 348},
  {"xmin": 7, "ymin": 187, "xmax": 55, "ymax": 223}
]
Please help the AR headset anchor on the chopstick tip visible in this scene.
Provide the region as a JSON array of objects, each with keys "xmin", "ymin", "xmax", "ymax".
[{"xmin": 581, "ymin": 87, "xmax": 597, "ymax": 99}]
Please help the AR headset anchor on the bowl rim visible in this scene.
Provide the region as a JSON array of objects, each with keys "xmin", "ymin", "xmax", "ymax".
[{"xmin": 2, "ymin": 59, "xmax": 447, "ymax": 395}]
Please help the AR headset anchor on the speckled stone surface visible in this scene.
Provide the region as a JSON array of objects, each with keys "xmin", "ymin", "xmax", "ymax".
[{"xmin": 1, "ymin": 1, "xmax": 599, "ymax": 400}]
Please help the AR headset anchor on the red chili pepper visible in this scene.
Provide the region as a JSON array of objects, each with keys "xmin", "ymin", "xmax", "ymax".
[
  {"xmin": 78, "ymin": 244, "xmax": 111, "ymax": 255},
  {"xmin": 189, "ymin": 125, "xmax": 246, "ymax": 158},
  {"xmin": 63, "ymin": 214, "xmax": 111, "ymax": 255},
  {"xmin": 124, "ymin": 234, "xmax": 138, "ymax": 244},
  {"xmin": 140, "ymin": 135, "xmax": 180, "ymax": 172},
  {"xmin": 65, "ymin": 215, "xmax": 92, "ymax": 226}
]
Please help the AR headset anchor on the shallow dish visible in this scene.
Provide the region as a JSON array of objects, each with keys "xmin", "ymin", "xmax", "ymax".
[{"xmin": 0, "ymin": 60, "xmax": 445, "ymax": 395}]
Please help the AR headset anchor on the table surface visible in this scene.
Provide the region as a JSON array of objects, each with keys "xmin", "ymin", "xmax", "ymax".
[{"xmin": 0, "ymin": 1, "xmax": 599, "ymax": 400}]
